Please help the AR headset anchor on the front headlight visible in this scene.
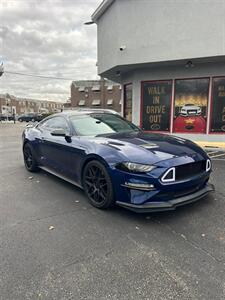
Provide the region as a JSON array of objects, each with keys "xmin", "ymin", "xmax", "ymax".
[{"xmin": 116, "ymin": 162, "xmax": 156, "ymax": 173}]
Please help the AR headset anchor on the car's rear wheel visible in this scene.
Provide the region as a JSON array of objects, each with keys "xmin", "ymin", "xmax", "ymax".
[
  {"xmin": 83, "ymin": 160, "xmax": 114, "ymax": 209},
  {"xmin": 23, "ymin": 143, "xmax": 39, "ymax": 172}
]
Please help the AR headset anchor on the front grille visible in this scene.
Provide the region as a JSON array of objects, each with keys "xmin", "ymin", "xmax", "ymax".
[
  {"xmin": 188, "ymin": 110, "xmax": 197, "ymax": 114},
  {"xmin": 155, "ymin": 184, "xmax": 202, "ymax": 200},
  {"xmin": 175, "ymin": 161, "xmax": 206, "ymax": 181}
]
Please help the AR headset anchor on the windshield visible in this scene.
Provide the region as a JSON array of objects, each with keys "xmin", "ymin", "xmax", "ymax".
[{"xmin": 70, "ymin": 113, "xmax": 140, "ymax": 136}]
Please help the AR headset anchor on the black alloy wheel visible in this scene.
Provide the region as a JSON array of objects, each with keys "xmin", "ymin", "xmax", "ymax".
[
  {"xmin": 83, "ymin": 160, "xmax": 114, "ymax": 209},
  {"xmin": 23, "ymin": 143, "xmax": 39, "ymax": 172}
]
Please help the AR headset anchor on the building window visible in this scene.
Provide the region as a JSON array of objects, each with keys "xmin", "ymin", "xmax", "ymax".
[
  {"xmin": 124, "ymin": 84, "xmax": 132, "ymax": 121},
  {"xmin": 141, "ymin": 80, "xmax": 172, "ymax": 131},
  {"xmin": 92, "ymin": 99, "xmax": 101, "ymax": 106},
  {"xmin": 92, "ymin": 85, "xmax": 100, "ymax": 92},
  {"xmin": 78, "ymin": 100, "xmax": 86, "ymax": 106},
  {"xmin": 173, "ymin": 78, "xmax": 209, "ymax": 133},
  {"xmin": 78, "ymin": 87, "xmax": 85, "ymax": 92},
  {"xmin": 210, "ymin": 77, "xmax": 225, "ymax": 133},
  {"xmin": 107, "ymin": 99, "xmax": 113, "ymax": 106}
]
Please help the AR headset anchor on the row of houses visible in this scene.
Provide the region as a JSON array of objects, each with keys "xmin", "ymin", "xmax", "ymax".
[
  {"xmin": 1, "ymin": 79, "xmax": 122, "ymax": 116},
  {"xmin": 0, "ymin": 94, "xmax": 63, "ymax": 115}
]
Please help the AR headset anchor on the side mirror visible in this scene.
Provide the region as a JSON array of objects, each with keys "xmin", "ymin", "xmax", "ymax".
[{"xmin": 51, "ymin": 128, "xmax": 67, "ymax": 136}]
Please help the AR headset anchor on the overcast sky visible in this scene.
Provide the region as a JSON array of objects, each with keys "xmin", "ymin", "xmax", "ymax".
[{"xmin": 0, "ymin": 0, "xmax": 102, "ymax": 102}]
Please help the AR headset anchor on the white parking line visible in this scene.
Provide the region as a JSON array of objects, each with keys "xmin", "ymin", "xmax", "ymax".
[
  {"xmin": 207, "ymin": 151, "xmax": 221, "ymax": 155},
  {"xmin": 212, "ymin": 158, "xmax": 225, "ymax": 161},
  {"xmin": 210, "ymin": 153, "xmax": 225, "ymax": 158}
]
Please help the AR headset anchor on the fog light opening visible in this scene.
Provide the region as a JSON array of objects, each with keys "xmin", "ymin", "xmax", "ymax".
[{"xmin": 122, "ymin": 182, "xmax": 155, "ymax": 191}]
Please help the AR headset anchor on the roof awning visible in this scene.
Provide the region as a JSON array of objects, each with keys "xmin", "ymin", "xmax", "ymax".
[
  {"xmin": 78, "ymin": 100, "xmax": 86, "ymax": 106},
  {"xmin": 92, "ymin": 85, "xmax": 101, "ymax": 91},
  {"xmin": 107, "ymin": 99, "xmax": 113, "ymax": 105},
  {"xmin": 92, "ymin": 99, "xmax": 101, "ymax": 106},
  {"xmin": 78, "ymin": 87, "xmax": 85, "ymax": 92}
]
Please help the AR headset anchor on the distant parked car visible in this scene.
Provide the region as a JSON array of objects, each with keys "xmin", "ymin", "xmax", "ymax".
[
  {"xmin": 0, "ymin": 113, "xmax": 14, "ymax": 121},
  {"xmin": 18, "ymin": 113, "xmax": 54, "ymax": 122},
  {"xmin": 0, "ymin": 114, "xmax": 7, "ymax": 121},
  {"xmin": 18, "ymin": 113, "xmax": 42, "ymax": 122},
  {"xmin": 38, "ymin": 113, "xmax": 53, "ymax": 121},
  {"xmin": 180, "ymin": 104, "xmax": 202, "ymax": 116}
]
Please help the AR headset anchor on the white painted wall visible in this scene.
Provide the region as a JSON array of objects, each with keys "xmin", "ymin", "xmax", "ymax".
[{"xmin": 97, "ymin": 0, "xmax": 225, "ymax": 75}]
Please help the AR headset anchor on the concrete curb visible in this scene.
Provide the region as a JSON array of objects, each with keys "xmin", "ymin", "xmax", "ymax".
[{"xmin": 195, "ymin": 141, "xmax": 225, "ymax": 150}]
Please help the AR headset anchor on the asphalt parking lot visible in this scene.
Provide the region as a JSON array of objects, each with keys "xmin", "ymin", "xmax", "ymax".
[{"xmin": 0, "ymin": 123, "xmax": 225, "ymax": 300}]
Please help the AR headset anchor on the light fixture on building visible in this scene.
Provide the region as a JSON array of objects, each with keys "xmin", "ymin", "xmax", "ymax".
[
  {"xmin": 119, "ymin": 45, "xmax": 126, "ymax": 51},
  {"xmin": 84, "ymin": 21, "xmax": 94, "ymax": 25},
  {"xmin": 0, "ymin": 62, "xmax": 4, "ymax": 77},
  {"xmin": 116, "ymin": 70, "xmax": 121, "ymax": 76},
  {"xmin": 185, "ymin": 60, "xmax": 194, "ymax": 68}
]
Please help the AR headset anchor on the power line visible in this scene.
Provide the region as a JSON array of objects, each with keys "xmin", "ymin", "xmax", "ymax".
[{"xmin": 4, "ymin": 70, "xmax": 74, "ymax": 81}]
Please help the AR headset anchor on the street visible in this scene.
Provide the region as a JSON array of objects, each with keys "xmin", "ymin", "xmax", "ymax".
[{"xmin": 0, "ymin": 123, "xmax": 225, "ymax": 300}]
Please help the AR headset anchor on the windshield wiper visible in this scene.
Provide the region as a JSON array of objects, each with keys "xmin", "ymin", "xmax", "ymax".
[{"xmin": 96, "ymin": 130, "xmax": 139, "ymax": 138}]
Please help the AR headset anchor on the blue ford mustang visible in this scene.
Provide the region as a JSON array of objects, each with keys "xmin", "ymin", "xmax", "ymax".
[{"xmin": 22, "ymin": 110, "xmax": 214, "ymax": 212}]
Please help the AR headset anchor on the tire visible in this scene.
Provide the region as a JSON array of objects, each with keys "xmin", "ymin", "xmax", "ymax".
[
  {"xmin": 23, "ymin": 143, "xmax": 39, "ymax": 172},
  {"xmin": 19, "ymin": 119, "xmax": 23, "ymax": 122},
  {"xmin": 82, "ymin": 160, "xmax": 115, "ymax": 209}
]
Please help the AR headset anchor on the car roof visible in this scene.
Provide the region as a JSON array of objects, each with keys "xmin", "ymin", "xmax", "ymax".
[{"xmin": 53, "ymin": 108, "xmax": 120, "ymax": 118}]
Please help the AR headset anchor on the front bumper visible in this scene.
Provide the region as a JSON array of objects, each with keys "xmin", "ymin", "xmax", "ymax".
[{"xmin": 116, "ymin": 183, "xmax": 214, "ymax": 213}]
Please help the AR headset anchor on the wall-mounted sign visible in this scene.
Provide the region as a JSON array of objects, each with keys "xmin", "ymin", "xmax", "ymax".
[
  {"xmin": 141, "ymin": 80, "xmax": 172, "ymax": 131},
  {"xmin": 173, "ymin": 78, "xmax": 209, "ymax": 133},
  {"xmin": 210, "ymin": 77, "xmax": 225, "ymax": 133}
]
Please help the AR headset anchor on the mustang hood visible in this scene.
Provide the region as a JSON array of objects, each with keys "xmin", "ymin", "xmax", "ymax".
[{"xmin": 93, "ymin": 131, "xmax": 207, "ymax": 165}]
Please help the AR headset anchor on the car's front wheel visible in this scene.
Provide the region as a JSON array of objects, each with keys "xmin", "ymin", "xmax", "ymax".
[
  {"xmin": 83, "ymin": 160, "xmax": 114, "ymax": 209},
  {"xmin": 23, "ymin": 143, "xmax": 39, "ymax": 172}
]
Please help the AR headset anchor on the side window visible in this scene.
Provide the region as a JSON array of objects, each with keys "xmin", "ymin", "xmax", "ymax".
[{"xmin": 39, "ymin": 117, "xmax": 70, "ymax": 132}]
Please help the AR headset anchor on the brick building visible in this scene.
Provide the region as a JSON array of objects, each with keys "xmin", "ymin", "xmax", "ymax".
[
  {"xmin": 70, "ymin": 79, "xmax": 122, "ymax": 112},
  {"xmin": 0, "ymin": 94, "xmax": 63, "ymax": 115}
]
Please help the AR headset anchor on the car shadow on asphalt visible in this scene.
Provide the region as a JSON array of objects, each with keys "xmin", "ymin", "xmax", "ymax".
[
  {"xmin": 37, "ymin": 168, "xmax": 215, "ymax": 226},
  {"xmin": 105, "ymin": 194, "xmax": 214, "ymax": 224}
]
